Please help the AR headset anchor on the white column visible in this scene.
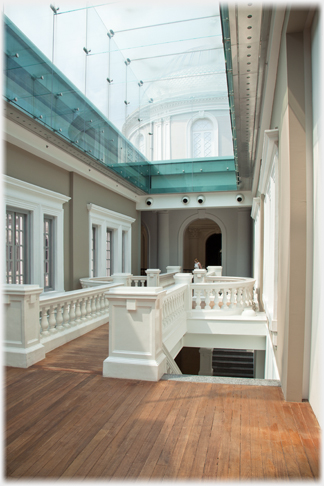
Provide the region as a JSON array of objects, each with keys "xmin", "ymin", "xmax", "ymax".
[
  {"xmin": 4, "ymin": 284, "xmax": 45, "ymax": 367},
  {"xmin": 157, "ymin": 211, "xmax": 169, "ymax": 273},
  {"xmin": 163, "ymin": 116, "xmax": 171, "ymax": 160},
  {"xmin": 103, "ymin": 286, "xmax": 167, "ymax": 381},
  {"xmin": 154, "ymin": 119, "xmax": 162, "ymax": 160},
  {"xmin": 193, "ymin": 269, "xmax": 207, "ymax": 283},
  {"xmin": 199, "ymin": 348, "xmax": 213, "ymax": 376},
  {"xmin": 145, "ymin": 269, "xmax": 161, "ymax": 287}
]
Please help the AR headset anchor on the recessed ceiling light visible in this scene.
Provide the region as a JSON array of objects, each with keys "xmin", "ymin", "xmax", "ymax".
[
  {"xmin": 247, "ymin": 26, "xmax": 252, "ymax": 29},
  {"xmin": 247, "ymin": 45, "xmax": 251, "ymax": 48},
  {"xmin": 247, "ymin": 54, "xmax": 251, "ymax": 57},
  {"xmin": 247, "ymin": 62, "xmax": 251, "ymax": 65},
  {"xmin": 247, "ymin": 14, "xmax": 252, "ymax": 18}
]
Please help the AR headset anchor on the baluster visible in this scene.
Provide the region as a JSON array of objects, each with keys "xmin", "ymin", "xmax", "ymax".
[
  {"xmin": 205, "ymin": 289, "xmax": 211, "ymax": 309},
  {"xmin": 40, "ymin": 307, "xmax": 50, "ymax": 336},
  {"xmin": 86, "ymin": 296, "xmax": 92, "ymax": 317},
  {"xmin": 242, "ymin": 288, "xmax": 248, "ymax": 309},
  {"xmin": 101, "ymin": 293, "xmax": 107, "ymax": 314},
  {"xmin": 133, "ymin": 279, "xmax": 139, "ymax": 287},
  {"xmin": 48, "ymin": 305, "xmax": 57, "ymax": 333},
  {"xmin": 63, "ymin": 302, "xmax": 70, "ymax": 328},
  {"xmin": 225, "ymin": 288, "xmax": 231, "ymax": 310},
  {"xmin": 103, "ymin": 294, "xmax": 109, "ymax": 314},
  {"xmin": 80, "ymin": 297, "xmax": 87, "ymax": 320},
  {"xmin": 69, "ymin": 300, "xmax": 76, "ymax": 326},
  {"xmin": 95, "ymin": 293, "xmax": 102, "ymax": 315},
  {"xmin": 56, "ymin": 303, "xmax": 64, "ymax": 330},
  {"xmin": 228, "ymin": 288, "xmax": 236, "ymax": 309},
  {"xmin": 212, "ymin": 289, "xmax": 218, "ymax": 309},
  {"xmin": 96, "ymin": 293, "xmax": 103, "ymax": 314},
  {"xmin": 91, "ymin": 294, "xmax": 98, "ymax": 315},
  {"xmin": 196, "ymin": 290, "xmax": 202, "ymax": 310},
  {"xmin": 75, "ymin": 299, "xmax": 82, "ymax": 323}
]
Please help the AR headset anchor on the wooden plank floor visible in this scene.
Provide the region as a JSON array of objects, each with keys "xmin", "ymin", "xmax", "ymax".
[{"xmin": 5, "ymin": 323, "xmax": 321, "ymax": 480}]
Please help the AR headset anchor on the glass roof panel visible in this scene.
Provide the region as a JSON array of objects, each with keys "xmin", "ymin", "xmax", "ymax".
[{"xmin": 4, "ymin": 0, "xmax": 236, "ymax": 193}]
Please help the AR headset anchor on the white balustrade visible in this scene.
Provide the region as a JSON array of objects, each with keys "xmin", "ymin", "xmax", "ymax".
[
  {"xmin": 80, "ymin": 276, "xmax": 113, "ymax": 288},
  {"xmin": 191, "ymin": 277, "xmax": 257, "ymax": 315},
  {"xmin": 39, "ymin": 285, "xmax": 113, "ymax": 352},
  {"xmin": 131, "ymin": 276, "xmax": 147, "ymax": 287}
]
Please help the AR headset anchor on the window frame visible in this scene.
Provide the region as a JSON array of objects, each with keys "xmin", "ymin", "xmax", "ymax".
[
  {"xmin": 6, "ymin": 208, "xmax": 30, "ymax": 285},
  {"xmin": 87, "ymin": 203, "xmax": 135, "ymax": 277},
  {"xmin": 4, "ymin": 175, "xmax": 70, "ymax": 293},
  {"xmin": 44, "ymin": 215, "xmax": 55, "ymax": 291}
]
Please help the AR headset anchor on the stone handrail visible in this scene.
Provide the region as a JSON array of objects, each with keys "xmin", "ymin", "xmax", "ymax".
[
  {"xmin": 162, "ymin": 282, "xmax": 188, "ymax": 360},
  {"xmin": 80, "ymin": 276, "xmax": 113, "ymax": 288},
  {"xmin": 160, "ymin": 272, "xmax": 178, "ymax": 288},
  {"xmin": 191, "ymin": 277, "xmax": 257, "ymax": 315}
]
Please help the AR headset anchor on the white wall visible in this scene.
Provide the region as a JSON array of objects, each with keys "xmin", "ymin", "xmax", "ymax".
[{"xmin": 309, "ymin": 12, "xmax": 322, "ymax": 428}]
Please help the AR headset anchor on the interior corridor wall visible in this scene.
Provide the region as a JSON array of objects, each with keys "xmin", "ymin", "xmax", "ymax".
[
  {"xmin": 309, "ymin": 11, "xmax": 322, "ymax": 428},
  {"xmin": 270, "ymin": 9, "xmax": 310, "ymax": 403},
  {"xmin": 141, "ymin": 207, "xmax": 252, "ymax": 277}
]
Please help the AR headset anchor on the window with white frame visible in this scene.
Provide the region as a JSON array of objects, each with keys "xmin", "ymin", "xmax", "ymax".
[
  {"xmin": 106, "ymin": 229, "xmax": 112, "ymax": 276},
  {"xmin": 188, "ymin": 114, "xmax": 218, "ymax": 158},
  {"xmin": 44, "ymin": 216, "xmax": 54, "ymax": 291},
  {"xmin": 6, "ymin": 209, "xmax": 29, "ymax": 284},
  {"xmin": 91, "ymin": 225, "xmax": 98, "ymax": 277},
  {"xmin": 87, "ymin": 203, "xmax": 135, "ymax": 276},
  {"xmin": 4, "ymin": 175, "xmax": 70, "ymax": 293}
]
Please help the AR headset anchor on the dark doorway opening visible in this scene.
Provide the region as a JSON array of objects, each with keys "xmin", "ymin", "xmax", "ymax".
[{"xmin": 205, "ymin": 233, "xmax": 222, "ymax": 267}]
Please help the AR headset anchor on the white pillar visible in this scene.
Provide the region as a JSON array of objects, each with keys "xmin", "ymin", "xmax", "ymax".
[
  {"xmin": 103, "ymin": 286, "xmax": 167, "ymax": 381},
  {"xmin": 193, "ymin": 269, "xmax": 207, "ymax": 283},
  {"xmin": 4, "ymin": 284, "xmax": 45, "ymax": 367},
  {"xmin": 145, "ymin": 269, "xmax": 161, "ymax": 287},
  {"xmin": 158, "ymin": 211, "xmax": 169, "ymax": 273},
  {"xmin": 199, "ymin": 348, "xmax": 213, "ymax": 376}
]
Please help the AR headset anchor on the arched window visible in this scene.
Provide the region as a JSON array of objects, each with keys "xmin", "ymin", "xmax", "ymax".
[
  {"xmin": 137, "ymin": 133, "xmax": 145, "ymax": 156},
  {"xmin": 191, "ymin": 118, "xmax": 215, "ymax": 158}
]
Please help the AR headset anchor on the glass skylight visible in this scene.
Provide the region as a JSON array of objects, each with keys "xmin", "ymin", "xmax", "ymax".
[{"xmin": 4, "ymin": 1, "xmax": 236, "ymax": 193}]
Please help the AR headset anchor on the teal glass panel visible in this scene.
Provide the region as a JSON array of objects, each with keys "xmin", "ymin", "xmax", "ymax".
[{"xmin": 4, "ymin": 12, "xmax": 236, "ymax": 195}]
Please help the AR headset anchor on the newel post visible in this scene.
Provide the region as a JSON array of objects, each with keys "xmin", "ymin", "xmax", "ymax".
[
  {"xmin": 193, "ymin": 268, "xmax": 207, "ymax": 283},
  {"xmin": 3, "ymin": 284, "xmax": 45, "ymax": 367},
  {"xmin": 145, "ymin": 269, "xmax": 161, "ymax": 287},
  {"xmin": 103, "ymin": 286, "xmax": 167, "ymax": 381}
]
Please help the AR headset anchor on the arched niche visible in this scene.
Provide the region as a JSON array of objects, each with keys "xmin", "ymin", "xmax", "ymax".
[{"xmin": 178, "ymin": 213, "xmax": 226, "ymax": 273}]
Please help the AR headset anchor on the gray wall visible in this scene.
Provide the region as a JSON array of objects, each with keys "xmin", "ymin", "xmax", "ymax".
[
  {"xmin": 5, "ymin": 142, "xmax": 141, "ymax": 291},
  {"xmin": 142, "ymin": 207, "xmax": 252, "ymax": 277}
]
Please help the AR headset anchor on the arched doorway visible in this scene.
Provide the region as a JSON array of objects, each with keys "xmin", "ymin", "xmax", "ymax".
[
  {"xmin": 206, "ymin": 233, "xmax": 222, "ymax": 267},
  {"xmin": 183, "ymin": 218, "xmax": 222, "ymax": 271}
]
